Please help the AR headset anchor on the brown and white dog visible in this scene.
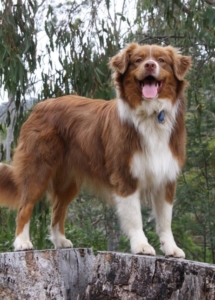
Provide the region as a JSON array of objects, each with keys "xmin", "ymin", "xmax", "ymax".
[{"xmin": 0, "ymin": 43, "xmax": 191, "ymax": 257}]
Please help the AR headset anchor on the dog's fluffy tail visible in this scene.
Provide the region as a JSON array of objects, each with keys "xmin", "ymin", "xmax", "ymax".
[{"xmin": 0, "ymin": 163, "xmax": 20, "ymax": 209}]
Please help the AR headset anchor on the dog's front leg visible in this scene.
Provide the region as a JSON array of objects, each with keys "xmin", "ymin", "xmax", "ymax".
[
  {"xmin": 114, "ymin": 191, "xmax": 156, "ymax": 255},
  {"xmin": 152, "ymin": 182, "xmax": 185, "ymax": 258}
]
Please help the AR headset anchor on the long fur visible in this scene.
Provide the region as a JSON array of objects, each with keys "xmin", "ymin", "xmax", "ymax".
[{"xmin": 0, "ymin": 43, "xmax": 191, "ymax": 255}]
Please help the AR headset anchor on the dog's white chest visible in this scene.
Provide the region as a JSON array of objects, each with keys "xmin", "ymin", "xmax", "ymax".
[
  {"xmin": 130, "ymin": 120, "xmax": 180, "ymax": 188},
  {"xmin": 118, "ymin": 97, "xmax": 181, "ymax": 187}
]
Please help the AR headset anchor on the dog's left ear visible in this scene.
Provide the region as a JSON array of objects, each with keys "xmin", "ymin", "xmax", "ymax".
[
  {"xmin": 109, "ymin": 43, "xmax": 139, "ymax": 74},
  {"xmin": 174, "ymin": 55, "xmax": 192, "ymax": 80},
  {"xmin": 167, "ymin": 46, "xmax": 192, "ymax": 80}
]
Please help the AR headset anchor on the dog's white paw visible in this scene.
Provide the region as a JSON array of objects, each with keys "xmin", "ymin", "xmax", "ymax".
[
  {"xmin": 161, "ymin": 243, "xmax": 185, "ymax": 258},
  {"xmin": 50, "ymin": 224, "xmax": 73, "ymax": 249},
  {"xmin": 51, "ymin": 235, "xmax": 73, "ymax": 249},
  {"xmin": 14, "ymin": 237, "xmax": 33, "ymax": 251},
  {"xmin": 131, "ymin": 240, "xmax": 156, "ymax": 256}
]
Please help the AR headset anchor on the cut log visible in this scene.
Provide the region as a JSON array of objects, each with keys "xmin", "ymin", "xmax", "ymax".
[
  {"xmin": 0, "ymin": 248, "xmax": 95, "ymax": 300},
  {"xmin": 84, "ymin": 251, "xmax": 215, "ymax": 300},
  {"xmin": 1, "ymin": 249, "xmax": 215, "ymax": 299}
]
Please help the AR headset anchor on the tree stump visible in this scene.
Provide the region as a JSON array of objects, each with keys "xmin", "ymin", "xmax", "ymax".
[
  {"xmin": 0, "ymin": 248, "xmax": 95, "ymax": 300},
  {"xmin": 1, "ymin": 249, "xmax": 215, "ymax": 299},
  {"xmin": 84, "ymin": 251, "xmax": 215, "ymax": 300}
]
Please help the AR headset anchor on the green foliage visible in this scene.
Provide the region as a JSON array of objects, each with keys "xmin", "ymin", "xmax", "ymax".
[
  {"xmin": 65, "ymin": 191, "xmax": 129, "ymax": 253},
  {"xmin": 0, "ymin": 0, "xmax": 38, "ymax": 108},
  {"xmin": 30, "ymin": 199, "xmax": 53, "ymax": 250},
  {"xmin": 0, "ymin": 208, "xmax": 16, "ymax": 252}
]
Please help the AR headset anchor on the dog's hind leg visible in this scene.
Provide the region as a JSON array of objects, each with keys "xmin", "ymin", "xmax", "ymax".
[
  {"xmin": 50, "ymin": 180, "xmax": 79, "ymax": 249},
  {"xmin": 11, "ymin": 123, "xmax": 66, "ymax": 250},
  {"xmin": 13, "ymin": 159, "xmax": 57, "ymax": 251},
  {"xmin": 14, "ymin": 202, "xmax": 36, "ymax": 251}
]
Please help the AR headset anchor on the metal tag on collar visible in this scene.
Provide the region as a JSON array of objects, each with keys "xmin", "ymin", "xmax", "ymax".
[{"xmin": 157, "ymin": 110, "xmax": 165, "ymax": 124}]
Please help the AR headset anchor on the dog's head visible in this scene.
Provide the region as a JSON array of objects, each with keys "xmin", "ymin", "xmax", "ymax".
[{"xmin": 110, "ymin": 43, "xmax": 191, "ymax": 108}]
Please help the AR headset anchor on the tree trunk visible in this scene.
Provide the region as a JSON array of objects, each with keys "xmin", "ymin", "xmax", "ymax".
[
  {"xmin": 0, "ymin": 248, "xmax": 95, "ymax": 300},
  {"xmin": 5, "ymin": 95, "xmax": 15, "ymax": 162},
  {"xmin": 1, "ymin": 249, "xmax": 215, "ymax": 299},
  {"xmin": 84, "ymin": 251, "xmax": 215, "ymax": 300}
]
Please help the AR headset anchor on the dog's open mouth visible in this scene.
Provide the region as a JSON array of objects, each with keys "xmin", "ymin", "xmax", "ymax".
[{"xmin": 139, "ymin": 76, "xmax": 164, "ymax": 99}]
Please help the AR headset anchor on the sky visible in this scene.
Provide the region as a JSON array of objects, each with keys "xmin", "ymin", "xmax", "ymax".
[{"xmin": 0, "ymin": 0, "xmax": 137, "ymax": 105}]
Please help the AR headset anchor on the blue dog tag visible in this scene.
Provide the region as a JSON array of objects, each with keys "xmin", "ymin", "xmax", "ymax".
[{"xmin": 157, "ymin": 110, "xmax": 165, "ymax": 123}]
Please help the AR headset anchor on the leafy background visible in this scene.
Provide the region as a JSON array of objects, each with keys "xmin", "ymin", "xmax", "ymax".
[{"xmin": 0, "ymin": 0, "xmax": 215, "ymax": 263}]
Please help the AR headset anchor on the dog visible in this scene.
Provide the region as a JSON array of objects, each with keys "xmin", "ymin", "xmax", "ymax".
[{"xmin": 0, "ymin": 43, "xmax": 191, "ymax": 257}]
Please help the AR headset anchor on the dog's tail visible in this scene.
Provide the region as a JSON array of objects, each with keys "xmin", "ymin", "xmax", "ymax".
[{"xmin": 0, "ymin": 163, "xmax": 20, "ymax": 209}]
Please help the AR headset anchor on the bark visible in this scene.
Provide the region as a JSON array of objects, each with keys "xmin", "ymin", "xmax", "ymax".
[
  {"xmin": 84, "ymin": 252, "xmax": 215, "ymax": 300},
  {"xmin": 5, "ymin": 95, "xmax": 15, "ymax": 162},
  {"xmin": 0, "ymin": 248, "xmax": 95, "ymax": 300},
  {"xmin": 1, "ymin": 249, "xmax": 215, "ymax": 299}
]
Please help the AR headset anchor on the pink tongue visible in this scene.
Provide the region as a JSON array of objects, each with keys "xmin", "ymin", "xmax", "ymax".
[{"xmin": 142, "ymin": 83, "xmax": 157, "ymax": 99}]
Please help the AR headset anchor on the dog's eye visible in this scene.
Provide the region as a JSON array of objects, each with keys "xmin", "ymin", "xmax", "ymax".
[
  {"xmin": 158, "ymin": 58, "xmax": 165, "ymax": 63},
  {"xmin": 135, "ymin": 58, "xmax": 142, "ymax": 63}
]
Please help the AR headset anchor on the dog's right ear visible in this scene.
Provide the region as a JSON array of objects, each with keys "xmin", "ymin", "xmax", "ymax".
[{"xmin": 109, "ymin": 43, "xmax": 139, "ymax": 74}]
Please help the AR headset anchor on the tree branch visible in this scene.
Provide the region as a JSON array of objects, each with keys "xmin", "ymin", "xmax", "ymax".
[
  {"xmin": 173, "ymin": 0, "xmax": 191, "ymax": 14},
  {"xmin": 204, "ymin": 0, "xmax": 215, "ymax": 6},
  {"xmin": 0, "ymin": 94, "xmax": 14, "ymax": 118},
  {"xmin": 138, "ymin": 34, "xmax": 185, "ymax": 44}
]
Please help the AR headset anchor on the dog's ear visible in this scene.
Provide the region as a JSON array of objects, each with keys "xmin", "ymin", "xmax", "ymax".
[
  {"xmin": 174, "ymin": 55, "xmax": 192, "ymax": 80},
  {"xmin": 109, "ymin": 43, "xmax": 139, "ymax": 74},
  {"xmin": 167, "ymin": 46, "xmax": 192, "ymax": 80}
]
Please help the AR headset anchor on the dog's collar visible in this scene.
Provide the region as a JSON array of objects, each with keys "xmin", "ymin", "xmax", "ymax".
[{"xmin": 157, "ymin": 110, "xmax": 165, "ymax": 124}]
